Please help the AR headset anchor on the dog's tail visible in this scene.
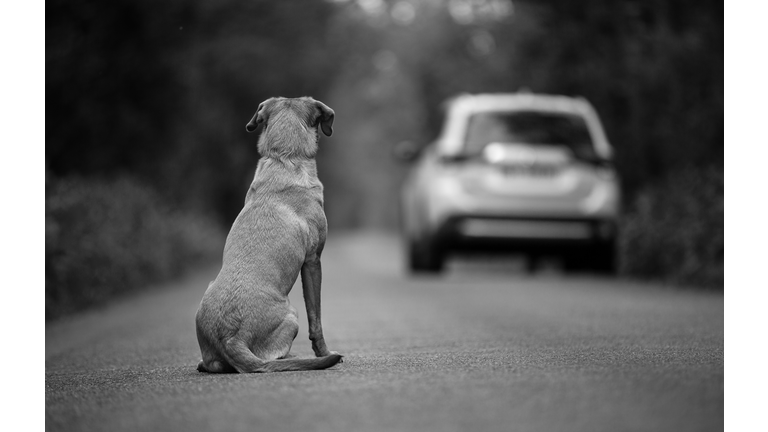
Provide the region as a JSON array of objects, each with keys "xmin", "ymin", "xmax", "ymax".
[{"xmin": 225, "ymin": 339, "xmax": 342, "ymax": 373}]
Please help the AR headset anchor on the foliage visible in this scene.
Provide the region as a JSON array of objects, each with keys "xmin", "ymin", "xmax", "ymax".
[
  {"xmin": 46, "ymin": 0, "xmax": 340, "ymax": 223},
  {"xmin": 618, "ymin": 166, "xmax": 723, "ymax": 288},
  {"xmin": 523, "ymin": 0, "xmax": 724, "ymax": 197},
  {"xmin": 45, "ymin": 175, "xmax": 224, "ymax": 320}
]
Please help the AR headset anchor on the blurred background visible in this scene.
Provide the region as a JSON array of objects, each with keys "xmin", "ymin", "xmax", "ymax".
[{"xmin": 45, "ymin": 0, "xmax": 723, "ymax": 320}]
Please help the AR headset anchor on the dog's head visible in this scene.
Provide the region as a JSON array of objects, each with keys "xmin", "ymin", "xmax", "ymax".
[{"xmin": 246, "ymin": 97, "xmax": 334, "ymax": 159}]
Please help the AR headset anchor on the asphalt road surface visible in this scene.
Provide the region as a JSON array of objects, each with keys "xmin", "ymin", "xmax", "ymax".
[{"xmin": 46, "ymin": 232, "xmax": 723, "ymax": 432}]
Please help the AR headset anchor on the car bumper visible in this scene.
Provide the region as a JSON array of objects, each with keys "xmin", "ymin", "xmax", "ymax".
[{"xmin": 433, "ymin": 215, "xmax": 616, "ymax": 253}]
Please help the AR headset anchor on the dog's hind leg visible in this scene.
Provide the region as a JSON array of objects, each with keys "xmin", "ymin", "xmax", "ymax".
[
  {"xmin": 196, "ymin": 322, "xmax": 236, "ymax": 373},
  {"xmin": 224, "ymin": 309, "xmax": 299, "ymax": 372},
  {"xmin": 255, "ymin": 307, "xmax": 300, "ymax": 361},
  {"xmin": 222, "ymin": 310, "xmax": 340, "ymax": 373}
]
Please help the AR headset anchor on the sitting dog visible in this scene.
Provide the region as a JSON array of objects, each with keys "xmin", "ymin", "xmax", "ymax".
[{"xmin": 195, "ymin": 96, "xmax": 342, "ymax": 373}]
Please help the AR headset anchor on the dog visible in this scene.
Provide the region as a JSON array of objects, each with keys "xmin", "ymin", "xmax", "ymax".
[{"xmin": 195, "ymin": 96, "xmax": 342, "ymax": 373}]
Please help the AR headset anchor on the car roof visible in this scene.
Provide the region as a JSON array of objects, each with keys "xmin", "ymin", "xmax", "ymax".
[{"xmin": 445, "ymin": 92, "xmax": 592, "ymax": 114}]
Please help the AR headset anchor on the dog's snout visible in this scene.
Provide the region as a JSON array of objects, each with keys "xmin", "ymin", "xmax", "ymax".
[{"xmin": 246, "ymin": 122, "xmax": 258, "ymax": 133}]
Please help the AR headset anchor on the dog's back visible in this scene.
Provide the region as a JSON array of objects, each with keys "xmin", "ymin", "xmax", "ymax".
[
  {"xmin": 195, "ymin": 97, "xmax": 341, "ymax": 373},
  {"xmin": 219, "ymin": 157, "xmax": 326, "ymax": 295}
]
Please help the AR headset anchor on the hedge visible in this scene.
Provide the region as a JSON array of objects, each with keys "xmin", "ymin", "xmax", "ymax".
[
  {"xmin": 618, "ymin": 166, "xmax": 723, "ymax": 289},
  {"xmin": 45, "ymin": 175, "xmax": 224, "ymax": 320}
]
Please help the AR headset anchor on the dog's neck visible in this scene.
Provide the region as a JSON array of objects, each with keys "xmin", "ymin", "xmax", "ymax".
[
  {"xmin": 249, "ymin": 156, "xmax": 322, "ymax": 196},
  {"xmin": 257, "ymin": 156, "xmax": 318, "ymax": 177}
]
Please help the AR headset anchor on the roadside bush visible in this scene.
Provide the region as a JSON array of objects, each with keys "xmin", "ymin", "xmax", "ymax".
[
  {"xmin": 618, "ymin": 166, "xmax": 723, "ymax": 289},
  {"xmin": 45, "ymin": 175, "xmax": 225, "ymax": 320}
]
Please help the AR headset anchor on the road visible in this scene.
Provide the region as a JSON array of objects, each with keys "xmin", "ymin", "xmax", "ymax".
[{"xmin": 45, "ymin": 232, "xmax": 723, "ymax": 432}]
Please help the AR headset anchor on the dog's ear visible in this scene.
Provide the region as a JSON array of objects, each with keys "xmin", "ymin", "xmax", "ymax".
[
  {"xmin": 246, "ymin": 99, "xmax": 271, "ymax": 133},
  {"xmin": 313, "ymin": 100, "xmax": 335, "ymax": 137}
]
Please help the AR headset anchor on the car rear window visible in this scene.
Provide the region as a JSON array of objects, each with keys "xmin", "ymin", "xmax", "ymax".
[{"xmin": 463, "ymin": 111, "xmax": 597, "ymax": 159}]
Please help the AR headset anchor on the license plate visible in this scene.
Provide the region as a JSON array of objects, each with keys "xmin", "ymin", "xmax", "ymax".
[{"xmin": 500, "ymin": 165, "xmax": 559, "ymax": 176}]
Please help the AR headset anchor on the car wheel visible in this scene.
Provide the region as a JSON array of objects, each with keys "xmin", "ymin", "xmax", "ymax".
[
  {"xmin": 525, "ymin": 254, "xmax": 539, "ymax": 274},
  {"xmin": 407, "ymin": 234, "xmax": 444, "ymax": 274},
  {"xmin": 590, "ymin": 242, "xmax": 616, "ymax": 275},
  {"xmin": 563, "ymin": 243, "xmax": 616, "ymax": 274},
  {"xmin": 562, "ymin": 251, "xmax": 588, "ymax": 273}
]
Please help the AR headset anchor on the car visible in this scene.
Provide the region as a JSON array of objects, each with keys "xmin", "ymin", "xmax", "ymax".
[{"xmin": 398, "ymin": 92, "xmax": 620, "ymax": 274}]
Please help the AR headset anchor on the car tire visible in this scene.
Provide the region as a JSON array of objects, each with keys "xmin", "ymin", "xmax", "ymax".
[
  {"xmin": 563, "ymin": 243, "xmax": 616, "ymax": 274},
  {"xmin": 590, "ymin": 242, "xmax": 616, "ymax": 275},
  {"xmin": 562, "ymin": 251, "xmax": 588, "ymax": 273},
  {"xmin": 407, "ymin": 234, "xmax": 444, "ymax": 274}
]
